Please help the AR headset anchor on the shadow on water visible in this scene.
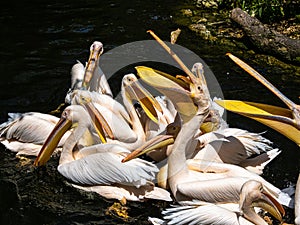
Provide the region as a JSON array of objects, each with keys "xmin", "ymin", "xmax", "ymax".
[{"xmin": 0, "ymin": 0, "xmax": 299, "ymax": 224}]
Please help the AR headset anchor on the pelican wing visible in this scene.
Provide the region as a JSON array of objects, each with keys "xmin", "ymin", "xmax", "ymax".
[
  {"xmin": 58, "ymin": 150, "xmax": 158, "ymax": 188},
  {"xmin": 0, "ymin": 112, "xmax": 60, "ymax": 144},
  {"xmin": 215, "ymin": 99, "xmax": 300, "ymax": 146},
  {"xmin": 163, "ymin": 202, "xmax": 241, "ymax": 225}
]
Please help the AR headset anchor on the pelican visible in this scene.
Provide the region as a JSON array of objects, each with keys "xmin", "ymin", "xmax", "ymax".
[
  {"xmin": 73, "ymin": 73, "xmax": 162, "ymax": 150},
  {"xmin": 66, "ymin": 41, "xmax": 113, "ymax": 105},
  {"xmin": 160, "ymin": 180, "xmax": 284, "ymax": 225},
  {"xmin": 212, "ymin": 53, "xmax": 300, "ymax": 222},
  {"xmin": 190, "ymin": 62, "xmax": 280, "ymax": 171},
  {"xmin": 0, "ymin": 112, "xmax": 70, "ymax": 156},
  {"xmin": 215, "ymin": 53, "xmax": 300, "ymax": 146},
  {"xmin": 82, "ymin": 41, "xmax": 112, "ymax": 96},
  {"xmin": 34, "ymin": 104, "xmax": 171, "ymax": 203},
  {"xmin": 124, "ymin": 31, "xmax": 293, "ymax": 208},
  {"xmin": 131, "ymin": 65, "xmax": 280, "ymax": 176}
]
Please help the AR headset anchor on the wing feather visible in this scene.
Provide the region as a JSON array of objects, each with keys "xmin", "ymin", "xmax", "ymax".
[
  {"xmin": 58, "ymin": 151, "xmax": 158, "ymax": 187},
  {"xmin": 163, "ymin": 202, "xmax": 241, "ymax": 225}
]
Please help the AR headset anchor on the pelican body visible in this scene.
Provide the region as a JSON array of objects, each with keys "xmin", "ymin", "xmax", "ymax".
[{"xmin": 34, "ymin": 104, "xmax": 171, "ymax": 202}]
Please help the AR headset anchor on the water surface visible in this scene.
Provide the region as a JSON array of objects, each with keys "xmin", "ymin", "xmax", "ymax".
[{"xmin": 0, "ymin": 1, "xmax": 299, "ymax": 224}]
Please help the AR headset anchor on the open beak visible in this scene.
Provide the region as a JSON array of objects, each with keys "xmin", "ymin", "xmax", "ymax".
[
  {"xmin": 252, "ymin": 188, "xmax": 285, "ymax": 222},
  {"xmin": 122, "ymin": 134, "xmax": 174, "ymax": 162},
  {"xmin": 227, "ymin": 53, "xmax": 300, "ymax": 130},
  {"xmin": 125, "ymin": 77, "xmax": 163, "ymax": 124},
  {"xmin": 135, "ymin": 66, "xmax": 197, "ymax": 123},
  {"xmin": 215, "ymin": 99, "xmax": 300, "ymax": 146},
  {"xmin": 82, "ymin": 41, "xmax": 103, "ymax": 89}
]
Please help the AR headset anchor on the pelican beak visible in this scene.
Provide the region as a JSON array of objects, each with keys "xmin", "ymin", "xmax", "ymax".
[
  {"xmin": 125, "ymin": 77, "xmax": 163, "ymax": 124},
  {"xmin": 135, "ymin": 66, "xmax": 197, "ymax": 123},
  {"xmin": 34, "ymin": 116, "xmax": 72, "ymax": 166},
  {"xmin": 215, "ymin": 99, "xmax": 300, "ymax": 146},
  {"xmin": 226, "ymin": 53, "xmax": 300, "ymax": 130},
  {"xmin": 34, "ymin": 102, "xmax": 110, "ymax": 166},
  {"xmin": 253, "ymin": 188, "xmax": 285, "ymax": 222},
  {"xmin": 82, "ymin": 41, "xmax": 103, "ymax": 89},
  {"xmin": 121, "ymin": 134, "xmax": 174, "ymax": 162},
  {"xmin": 240, "ymin": 182, "xmax": 285, "ymax": 223},
  {"xmin": 122, "ymin": 116, "xmax": 181, "ymax": 162},
  {"xmin": 83, "ymin": 101, "xmax": 114, "ymax": 142}
]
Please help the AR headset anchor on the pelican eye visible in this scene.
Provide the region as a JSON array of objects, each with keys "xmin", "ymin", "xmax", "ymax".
[{"xmin": 62, "ymin": 111, "xmax": 68, "ymax": 118}]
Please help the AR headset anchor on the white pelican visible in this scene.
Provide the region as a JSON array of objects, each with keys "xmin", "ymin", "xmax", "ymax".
[
  {"xmin": 0, "ymin": 112, "xmax": 70, "ymax": 156},
  {"xmin": 125, "ymin": 32, "xmax": 293, "ymax": 207},
  {"xmin": 212, "ymin": 53, "xmax": 300, "ymax": 220},
  {"xmin": 132, "ymin": 65, "xmax": 280, "ymax": 177},
  {"xmin": 82, "ymin": 41, "xmax": 113, "ymax": 97},
  {"xmin": 34, "ymin": 104, "xmax": 171, "ymax": 203},
  {"xmin": 160, "ymin": 180, "xmax": 284, "ymax": 225},
  {"xmin": 73, "ymin": 73, "xmax": 162, "ymax": 150},
  {"xmin": 190, "ymin": 62, "xmax": 280, "ymax": 172},
  {"xmin": 66, "ymin": 41, "xmax": 113, "ymax": 105}
]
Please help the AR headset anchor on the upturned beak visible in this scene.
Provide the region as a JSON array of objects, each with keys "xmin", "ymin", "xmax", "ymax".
[
  {"xmin": 82, "ymin": 41, "xmax": 103, "ymax": 89},
  {"xmin": 227, "ymin": 53, "xmax": 300, "ymax": 130}
]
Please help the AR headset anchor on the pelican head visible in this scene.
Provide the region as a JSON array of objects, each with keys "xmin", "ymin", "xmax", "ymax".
[
  {"xmin": 82, "ymin": 41, "xmax": 104, "ymax": 89},
  {"xmin": 239, "ymin": 180, "xmax": 285, "ymax": 224},
  {"xmin": 122, "ymin": 73, "xmax": 162, "ymax": 123},
  {"xmin": 121, "ymin": 113, "xmax": 182, "ymax": 162},
  {"xmin": 34, "ymin": 104, "xmax": 105, "ymax": 166}
]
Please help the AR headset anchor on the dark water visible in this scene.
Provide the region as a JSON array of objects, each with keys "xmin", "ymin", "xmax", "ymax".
[{"xmin": 0, "ymin": 0, "xmax": 299, "ymax": 224}]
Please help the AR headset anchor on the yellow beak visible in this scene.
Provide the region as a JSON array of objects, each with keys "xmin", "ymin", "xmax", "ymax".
[
  {"xmin": 34, "ymin": 116, "xmax": 72, "ymax": 166},
  {"xmin": 125, "ymin": 78, "xmax": 163, "ymax": 124},
  {"xmin": 135, "ymin": 66, "xmax": 197, "ymax": 123},
  {"xmin": 215, "ymin": 99, "xmax": 300, "ymax": 146},
  {"xmin": 34, "ymin": 103, "xmax": 109, "ymax": 166},
  {"xmin": 253, "ymin": 188, "xmax": 285, "ymax": 222},
  {"xmin": 122, "ymin": 134, "xmax": 175, "ymax": 162},
  {"xmin": 82, "ymin": 42, "xmax": 103, "ymax": 89}
]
